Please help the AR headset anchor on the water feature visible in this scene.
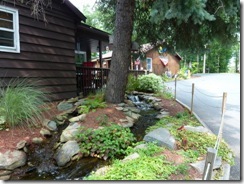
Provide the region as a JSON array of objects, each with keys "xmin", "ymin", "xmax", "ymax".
[{"xmin": 10, "ymin": 94, "xmax": 159, "ymax": 180}]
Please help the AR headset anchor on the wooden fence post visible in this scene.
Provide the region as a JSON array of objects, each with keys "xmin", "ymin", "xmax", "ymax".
[
  {"xmin": 190, "ymin": 83, "xmax": 195, "ymax": 114},
  {"xmin": 202, "ymin": 147, "xmax": 217, "ymax": 180},
  {"xmin": 174, "ymin": 78, "xmax": 177, "ymax": 100}
]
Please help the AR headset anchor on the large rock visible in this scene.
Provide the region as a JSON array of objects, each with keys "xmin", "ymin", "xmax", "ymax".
[
  {"xmin": 69, "ymin": 114, "xmax": 86, "ymax": 123},
  {"xmin": 143, "ymin": 128, "xmax": 176, "ymax": 150},
  {"xmin": 60, "ymin": 123, "xmax": 81, "ymax": 142},
  {"xmin": 0, "ymin": 150, "xmax": 27, "ymax": 170},
  {"xmin": 57, "ymin": 101, "xmax": 74, "ymax": 111},
  {"xmin": 54, "ymin": 141, "xmax": 80, "ymax": 167}
]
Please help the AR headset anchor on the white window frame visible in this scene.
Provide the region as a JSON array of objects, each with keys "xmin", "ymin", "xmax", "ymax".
[
  {"xmin": 0, "ymin": 5, "xmax": 20, "ymax": 53},
  {"xmin": 146, "ymin": 57, "xmax": 152, "ymax": 72}
]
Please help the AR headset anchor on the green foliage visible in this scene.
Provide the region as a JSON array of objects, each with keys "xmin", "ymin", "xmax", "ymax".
[
  {"xmin": 126, "ymin": 74, "xmax": 139, "ymax": 92},
  {"xmin": 178, "ymin": 149, "xmax": 200, "ymax": 163},
  {"xmin": 0, "ymin": 79, "xmax": 49, "ymax": 128},
  {"xmin": 85, "ymin": 142, "xmax": 177, "ymax": 180},
  {"xmin": 146, "ymin": 114, "xmax": 234, "ymax": 165},
  {"xmin": 155, "ymin": 85, "xmax": 174, "ymax": 100},
  {"xmin": 96, "ymin": 114, "xmax": 112, "ymax": 126},
  {"xmin": 137, "ymin": 73, "xmax": 163, "ymax": 93},
  {"xmin": 76, "ymin": 124, "xmax": 136, "ymax": 160},
  {"xmin": 126, "ymin": 142, "xmax": 164, "ymax": 157},
  {"xmin": 78, "ymin": 91, "xmax": 106, "ymax": 114}
]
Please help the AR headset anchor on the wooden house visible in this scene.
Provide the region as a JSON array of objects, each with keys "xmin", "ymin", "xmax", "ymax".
[
  {"xmin": 0, "ymin": 0, "xmax": 109, "ymax": 101},
  {"xmin": 139, "ymin": 43, "xmax": 182, "ymax": 76}
]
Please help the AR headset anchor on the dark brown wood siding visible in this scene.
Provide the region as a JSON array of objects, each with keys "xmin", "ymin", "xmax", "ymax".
[{"xmin": 0, "ymin": 0, "xmax": 79, "ymax": 101}]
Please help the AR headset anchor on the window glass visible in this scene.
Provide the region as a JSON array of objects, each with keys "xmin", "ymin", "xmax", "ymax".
[
  {"xmin": 0, "ymin": 30, "xmax": 13, "ymax": 46},
  {"xmin": 0, "ymin": 11, "xmax": 13, "ymax": 29},
  {"xmin": 146, "ymin": 58, "xmax": 152, "ymax": 71}
]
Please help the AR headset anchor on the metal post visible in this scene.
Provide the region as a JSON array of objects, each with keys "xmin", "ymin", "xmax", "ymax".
[
  {"xmin": 202, "ymin": 147, "xmax": 217, "ymax": 180},
  {"xmin": 190, "ymin": 83, "xmax": 195, "ymax": 114},
  {"xmin": 174, "ymin": 77, "xmax": 177, "ymax": 100}
]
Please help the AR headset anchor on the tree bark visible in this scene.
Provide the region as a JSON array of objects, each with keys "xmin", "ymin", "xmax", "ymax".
[{"xmin": 105, "ymin": 0, "xmax": 135, "ymax": 103}]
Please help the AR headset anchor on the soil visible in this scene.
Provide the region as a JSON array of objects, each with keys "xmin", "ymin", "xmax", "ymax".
[{"xmin": 0, "ymin": 96, "xmax": 201, "ymax": 180}]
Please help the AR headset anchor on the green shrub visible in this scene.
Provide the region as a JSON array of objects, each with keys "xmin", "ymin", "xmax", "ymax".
[
  {"xmin": 0, "ymin": 79, "xmax": 49, "ymax": 128},
  {"xmin": 76, "ymin": 124, "xmax": 136, "ymax": 160},
  {"xmin": 126, "ymin": 74, "xmax": 139, "ymax": 92},
  {"xmin": 78, "ymin": 91, "xmax": 106, "ymax": 114},
  {"xmin": 137, "ymin": 73, "xmax": 163, "ymax": 93}
]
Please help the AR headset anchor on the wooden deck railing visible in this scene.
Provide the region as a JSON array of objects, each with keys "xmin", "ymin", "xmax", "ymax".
[{"xmin": 76, "ymin": 66, "xmax": 147, "ymax": 96}]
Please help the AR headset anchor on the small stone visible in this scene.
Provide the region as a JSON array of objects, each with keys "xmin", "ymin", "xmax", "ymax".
[
  {"xmin": 40, "ymin": 128, "xmax": 52, "ymax": 137},
  {"xmin": 16, "ymin": 140, "xmax": 27, "ymax": 150},
  {"xmin": 117, "ymin": 103, "xmax": 126, "ymax": 107},
  {"xmin": 122, "ymin": 153, "xmax": 140, "ymax": 162},
  {"xmin": 0, "ymin": 175, "xmax": 10, "ymax": 180},
  {"xmin": 0, "ymin": 170, "xmax": 12, "ymax": 177},
  {"xmin": 69, "ymin": 114, "xmax": 86, "ymax": 123},
  {"xmin": 115, "ymin": 107, "xmax": 124, "ymax": 111},
  {"xmin": 32, "ymin": 137, "xmax": 43, "ymax": 144}
]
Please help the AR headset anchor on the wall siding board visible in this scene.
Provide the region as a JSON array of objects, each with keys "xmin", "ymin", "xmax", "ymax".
[
  {"xmin": 0, "ymin": 1, "xmax": 78, "ymax": 100},
  {"xmin": 20, "ymin": 43, "xmax": 74, "ymax": 57},
  {"xmin": 0, "ymin": 60, "xmax": 75, "ymax": 70},
  {"xmin": 20, "ymin": 34, "xmax": 74, "ymax": 50},
  {"xmin": 0, "ymin": 52, "xmax": 74, "ymax": 63},
  {"xmin": 19, "ymin": 25, "xmax": 75, "ymax": 43}
]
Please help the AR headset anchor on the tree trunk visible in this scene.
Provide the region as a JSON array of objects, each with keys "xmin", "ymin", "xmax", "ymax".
[{"xmin": 105, "ymin": 0, "xmax": 135, "ymax": 103}]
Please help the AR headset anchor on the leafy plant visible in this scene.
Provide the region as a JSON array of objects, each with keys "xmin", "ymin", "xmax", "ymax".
[
  {"xmin": 0, "ymin": 79, "xmax": 49, "ymax": 128},
  {"xmin": 76, "ymin": 124, "xmax": 136, "ymax": 160},
  {"xmin": 96, "ymin": 114, "xmax": 112, "ymax": 126},
  {"xmin": 85, "ymin": 142, "xmax": 177, "ymax": 180},
  {"xmin": 137, "ymin": 73, "xmax": 163, "ymax": 93},
  {"xmin": 78, "ymin": 92, "xmax": 107, "ymax": 114},
  {"xmin": 126, "ymin": 74, "xmax": 139, "ymax": 92}
]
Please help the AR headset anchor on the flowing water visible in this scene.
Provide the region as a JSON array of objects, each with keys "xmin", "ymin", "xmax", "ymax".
[{"xmin": 10, "ymin": 95, "xmax": 158, "ymax": 180}]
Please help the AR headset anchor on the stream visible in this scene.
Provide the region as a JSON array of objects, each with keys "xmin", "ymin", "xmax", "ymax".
[{"xmin": 10, "ymin": 95, "xmax": 158, "ymax": 180}]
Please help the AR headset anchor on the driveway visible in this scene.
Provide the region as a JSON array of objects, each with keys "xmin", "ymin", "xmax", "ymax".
[{"xmin": 165, "ymin": 73, "xmax": 240, "ymax": 180}]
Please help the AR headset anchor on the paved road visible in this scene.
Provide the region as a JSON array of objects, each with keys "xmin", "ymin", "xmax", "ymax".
[{"xmin": 165, "ymin": 73, "xmax": 240, "ymax": 180}]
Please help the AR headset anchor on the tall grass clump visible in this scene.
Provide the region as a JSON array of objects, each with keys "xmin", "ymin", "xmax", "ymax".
[{"xmin": 0, "ymin": 79, "xmax": 49, "ymax": 128}]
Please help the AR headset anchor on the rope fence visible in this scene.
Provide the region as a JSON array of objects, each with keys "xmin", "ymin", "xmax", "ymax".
[{"xmin": 173, "ymin": 78, "xmax": 227, "ymax": 180}]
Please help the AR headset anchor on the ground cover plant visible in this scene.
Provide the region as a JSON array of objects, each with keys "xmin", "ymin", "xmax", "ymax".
[
  {"xmin": 76, "ymin": 124, "xmax": 136, "ymax": 160},
  {"xmin": 146, "ymin": 112, "xmax": 234, "ymax": 165}
]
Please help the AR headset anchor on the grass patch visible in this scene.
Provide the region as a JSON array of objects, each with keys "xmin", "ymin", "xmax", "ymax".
[{"xmin": 0, "ymin": 79, "xmax": 49, "ymax": 128}]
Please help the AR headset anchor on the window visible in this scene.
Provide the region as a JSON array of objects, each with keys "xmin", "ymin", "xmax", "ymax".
[
  {"xmin": 146, "ymin": 57, "xmax": 152, "ymax": 71},
  {"xmin": 75, "ymin": 51, "xmax": 86, "ymax": 65},
  {"xmin": 0, "ymin": 5, "xmax": 20, "ymax": 53}
]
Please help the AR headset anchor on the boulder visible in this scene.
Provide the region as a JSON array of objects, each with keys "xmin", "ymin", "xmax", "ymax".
[
  {"xmin": 69, "ymin": 114, "xmax": 86, "ymax": 123},
  {"xmin": 0, "ymin": 150, "xmax": 27, "ymax": 170},
  {"xmin": 143, "ymin": 128, "xmax": 176, "ymax": 150},
  {"xmin": 60, "ymin": 123, "xmax": 81, "ymax": 142},
  {"xmin": 54, "ymin": 140, "xmax": 80, "ymax": 167},
  {"xmin": 57, "ymin": 101, "xmax": 74, "ymax": 111}
]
